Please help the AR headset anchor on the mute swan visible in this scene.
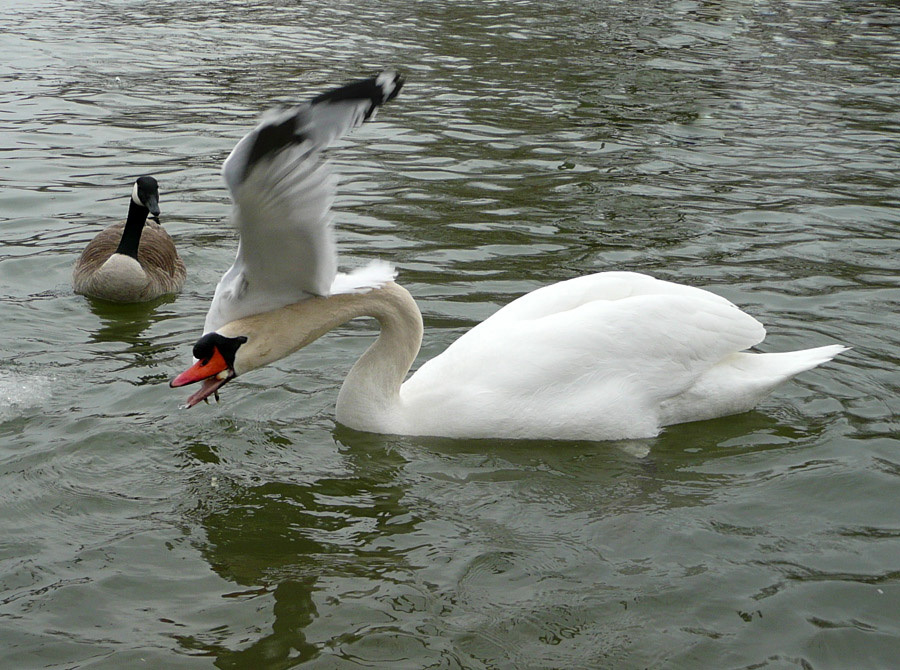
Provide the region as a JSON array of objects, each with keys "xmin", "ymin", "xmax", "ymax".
[
  {"xmin": 171, "ymin": 71, "xmax": 846, "ymax": 441},
  {"xmin": 74, "ymin": 176, "xmax": 186, "ymax": 302}
]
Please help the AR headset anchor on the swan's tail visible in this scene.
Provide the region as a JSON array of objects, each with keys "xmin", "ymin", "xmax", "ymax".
[
  {"xmin": 661, "ymin": 344, "xmax": 848, "ymax": 427},
  {"xmin": 756, "ymin": 344, "xmax": 849, "ymax": 379}
]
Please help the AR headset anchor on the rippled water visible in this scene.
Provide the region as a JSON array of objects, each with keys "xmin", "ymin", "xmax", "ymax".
[{"xmin": 2, "ymin": 0, "xmax": 900, "ymax": 668}]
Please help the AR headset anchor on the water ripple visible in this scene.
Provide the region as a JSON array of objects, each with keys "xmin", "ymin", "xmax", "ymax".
[{"xmin": 1, "ymin": 0, "xmax": 899, "ymax": 668}]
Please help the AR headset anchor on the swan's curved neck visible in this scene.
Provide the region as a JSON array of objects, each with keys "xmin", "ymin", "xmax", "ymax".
[
  {"xmin": 116, "ymin": 199, "xmax": 149, "ymax": 259},
  {"xmin": 219, "ymin": 282, "xmax": 423, "ymax": 432},
  {"xmin": 335, "ymin": 284, "xmax": 423, "ymax": 430}
]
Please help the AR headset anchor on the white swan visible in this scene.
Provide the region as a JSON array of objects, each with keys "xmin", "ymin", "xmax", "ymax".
[
  {"xmin": 171, "ymin": 72, "xmax": 846, "ymax": 441},
  {"xmin": 74, "ymin": 176, "xmax": 186, "ymax": 302}
]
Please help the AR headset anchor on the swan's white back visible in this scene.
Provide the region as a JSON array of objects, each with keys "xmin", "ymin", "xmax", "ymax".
[{"xmin": 379, "ymin": 272, "xmax": 845, "ymax": 440}]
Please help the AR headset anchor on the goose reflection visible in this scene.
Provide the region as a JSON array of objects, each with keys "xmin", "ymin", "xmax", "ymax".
[{"xmin": 86, "ymin": 296, "xmax": 178, "ymax": 372}]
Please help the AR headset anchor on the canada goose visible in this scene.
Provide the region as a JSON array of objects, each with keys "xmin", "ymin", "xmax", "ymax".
[
  {"xmin": 73, "ymin": 176, "xmax": 186, "ymax": 302},
  {"xmin": 170, "ymin": 72, "xmax": 846, "ymax": 441}
]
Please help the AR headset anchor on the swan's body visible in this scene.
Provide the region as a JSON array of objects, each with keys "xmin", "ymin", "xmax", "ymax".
[
  {"xmin": 171, "ymin": 71, "xmax": 846, "ymax": 441},
  {"xmin": 74, "ymin": 176, "xmax": 186, "ymax": 302},
  {"xmin": 197, "ymin": 275, "xmax": 844, "ymax": 441}
]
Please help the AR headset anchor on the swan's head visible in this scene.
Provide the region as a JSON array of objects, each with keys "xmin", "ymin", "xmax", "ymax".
[
  {"xmin": 132, "ymin": 175, "xmax": 161, "ymax": 221},
  {"xmin": 169, "ymin": 332, "xmax": 248, "ymax": 408}
]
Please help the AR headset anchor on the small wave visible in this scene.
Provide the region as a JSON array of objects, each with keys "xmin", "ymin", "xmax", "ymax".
[{"xmin": 0, "ymin": 371, "xmax": 53, "ymax": 422}]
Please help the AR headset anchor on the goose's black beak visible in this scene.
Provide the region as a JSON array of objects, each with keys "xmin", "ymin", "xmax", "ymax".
[{"xmin": 147, "ymin": 195, "xmax": 160, "ymax": 220}]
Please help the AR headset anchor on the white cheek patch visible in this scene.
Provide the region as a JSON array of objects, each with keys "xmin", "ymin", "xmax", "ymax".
[{"xmin": 131, "ymin": 181, "xmax": 141, "ymax": 206}]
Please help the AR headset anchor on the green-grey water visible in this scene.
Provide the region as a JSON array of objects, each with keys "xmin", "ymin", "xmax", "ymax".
[{"xmin": 2, "ymin": 1, "xmax": 899, "ymax": 668}]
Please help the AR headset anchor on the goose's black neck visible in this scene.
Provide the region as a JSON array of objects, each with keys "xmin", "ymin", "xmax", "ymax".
[{"xmin": 116, "ymin": 199, "xmax": 149, "ymax": 259}]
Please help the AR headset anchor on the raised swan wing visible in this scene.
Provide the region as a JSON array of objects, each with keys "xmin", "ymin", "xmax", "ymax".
[{"xmin": 204, "ymin": 71, "xmax": 404, "ymax": 334}]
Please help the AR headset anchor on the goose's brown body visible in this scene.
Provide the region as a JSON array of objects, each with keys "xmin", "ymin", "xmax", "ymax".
[
  {"xmin": 73, "ymin": 221, "xmax": 185, "ymax": 302},
  {"xmin": 73, "ymin": 176, "xmax": 185, "ymax": 302}
]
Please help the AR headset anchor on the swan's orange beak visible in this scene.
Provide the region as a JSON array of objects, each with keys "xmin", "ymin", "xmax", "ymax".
[
  {"xmin": 170, "ymin": 348, "xmax": 228, "ymax": 387},
  {"xmin": 170, "ymin": 348, "xmax": 235, "ymax": 408}
]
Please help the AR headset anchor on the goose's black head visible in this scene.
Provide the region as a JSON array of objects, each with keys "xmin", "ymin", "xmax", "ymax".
[{"xmin": 132, "ymin": 175, "xmax": 160, "ymax": 220}]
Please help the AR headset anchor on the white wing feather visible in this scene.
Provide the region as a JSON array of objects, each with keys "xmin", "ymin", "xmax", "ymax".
[{"xmin": 204, "ymin": 72, "xmax": 403, "ymax": 334}]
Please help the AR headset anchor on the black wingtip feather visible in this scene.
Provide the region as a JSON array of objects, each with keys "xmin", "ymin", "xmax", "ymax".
[
  {"xmin": 311, "ymin": 71, "xmax": 404, "ymax": 121},
  {"xmin": 242, "ymin": 71, "xmax": 403, "ymax": 179},
  {"xmin": 244, "ymin": 115, "xmax": 305, "ymax": 177}
]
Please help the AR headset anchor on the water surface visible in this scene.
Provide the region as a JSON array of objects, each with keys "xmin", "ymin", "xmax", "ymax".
[{"xmin": 2, "ymin": 1, "xmax": 899, "ymax": 668}]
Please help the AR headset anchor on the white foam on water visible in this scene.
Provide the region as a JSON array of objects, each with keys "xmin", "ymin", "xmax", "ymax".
[{"xmin": 0, "ymin": 371, "xmax": 53, "ymax": 423}]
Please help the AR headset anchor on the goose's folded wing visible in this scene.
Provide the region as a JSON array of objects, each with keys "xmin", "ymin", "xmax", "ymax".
[{"xmin": 204, "ymin": 71, "xmax": 403, "ymax": 333}]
